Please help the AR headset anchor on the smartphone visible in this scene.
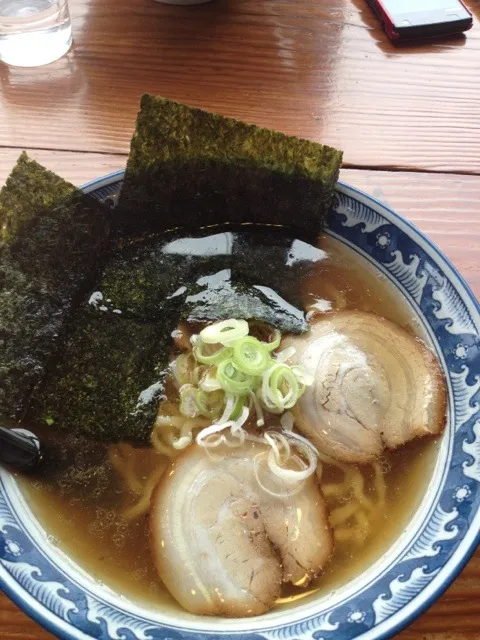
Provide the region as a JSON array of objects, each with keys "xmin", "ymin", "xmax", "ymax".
[{"xmin": 367, "ymin": 0, "xmax": 473, "ymax": 41}]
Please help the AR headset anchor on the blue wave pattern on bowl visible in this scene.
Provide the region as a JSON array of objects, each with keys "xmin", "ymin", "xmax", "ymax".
[{"xmin": 0, "ymin": 176, "xmax": 478, "ymax": 640}]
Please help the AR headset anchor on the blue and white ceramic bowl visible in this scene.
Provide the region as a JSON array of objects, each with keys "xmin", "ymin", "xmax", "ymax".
[{"xmin": 1, "ymin": 171, "xmax": 479, "ymax": 640}]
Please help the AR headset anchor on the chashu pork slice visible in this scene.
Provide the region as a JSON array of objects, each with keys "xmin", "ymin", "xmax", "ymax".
[
  {"xmin": 150, "ymin": 441, "xmax": 332, "ymax": 617},
  {"xmin": 282, "ymin": 310, "xmax": 447, "ymax": 464}
]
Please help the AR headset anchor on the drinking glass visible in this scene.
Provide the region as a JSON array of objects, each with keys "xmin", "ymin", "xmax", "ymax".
[{"xmin": 0, "ymin": 0, "xmax": 72, "ymax": 67}]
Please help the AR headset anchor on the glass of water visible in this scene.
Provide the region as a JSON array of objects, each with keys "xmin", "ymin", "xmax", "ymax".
[{"xmin": 0, "ymin": 0, "xmax": 72, "ymax": 67}]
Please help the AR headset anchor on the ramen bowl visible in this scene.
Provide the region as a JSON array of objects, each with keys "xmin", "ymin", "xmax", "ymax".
[{"xmin": 0, "ymin": 171, "xmax": 479, "ymax": 640}]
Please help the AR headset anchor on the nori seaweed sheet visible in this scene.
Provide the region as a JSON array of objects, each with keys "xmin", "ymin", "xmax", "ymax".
[
  {"xmin": 116, "ymin": 95, "xmax": 342, "ymax": 237},
  {"xmin": 0, "ymin": 154, "xmax": 110, "ymax": 421},
  {"xmin": 0, "ymin": 153, "xmax": 110, "ymax": 288},
  {"xmin": 230, "ymin": 230, "xmax": 327, "ymax": 309},
  {"xmin": 96, "ymin": 230, "xmax": 307, "ymax": 333},
  {"xmin": 25, "ymin": 426, "xmax": 115, "ymax": 501},
  {"xmin": 29, "ymin": 310, "xmax": 169, "ymax": 444},
  {"xmin": 183, "ymin": 278, "xmax": 307, "ymax": 334},
  {"xmin": 95, "ymin": 237, "xmax": 193, "ymax": 320}
]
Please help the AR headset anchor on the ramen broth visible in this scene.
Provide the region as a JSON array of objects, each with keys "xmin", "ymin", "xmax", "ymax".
[{"xmin": 18, "ymin": 233, "xmax": 440, "ymax": 613}]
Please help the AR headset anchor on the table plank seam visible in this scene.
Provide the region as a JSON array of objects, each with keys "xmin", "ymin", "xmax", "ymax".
[
  {"xmin": 2, "ymin": 147, "xmax": 480, "ymax": 179},
  {"xmin": 0, "ymin": 145, "xmax": 129, "ymax": 158}
]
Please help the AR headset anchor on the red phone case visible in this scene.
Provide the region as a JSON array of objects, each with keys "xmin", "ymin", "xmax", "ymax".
[{"xmin": 367, "ymin": 0, "xmax": 473, "ymax": 41}]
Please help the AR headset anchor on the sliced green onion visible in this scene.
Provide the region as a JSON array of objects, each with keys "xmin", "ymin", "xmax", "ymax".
[
  {"xmin": 271, "ymin": 365, "xmax": 300, "ymax": 409},
  {"xmin": 179, "ymin": 384, "xmax": 200, "ymax": 418},
  {"xmin": 230, "ymin": 394, "xmax": 247, "ymax": 421},
  {"xmin": 200, "ymin": 319, "xmax": 249, "ymax": 345},
  {"xmin": 219, "ymin": 392, "xmax": 236, "ymax": 423},
  {"xmin": 257, "ymin": 387, "xmax": 283, "ymax": 414},
  {"xmin": 291, "ymin": 365, "xmax": 314, "ymax": 397},
  {"xmin": 264, "ymin": 328, "xmax": 281, "ymax": 351},
  {"xmin": 199, "ymin": 368, "xmax": 222, "ymax": 392},
  {"xmin": 262, "ymin": 363, "xmax": 300, "ymax": 411},
  {"xmin": 274, "ymin": 346, "xmax": 296, "ymax": 363},
  {"xmin": 233, "ymin": 336, "xmax": 270, "ymax": 376},
  {"xmin": 291, "ymin": 365, "xmax": 314, "ymax": 387},
  {"xmin": 193, "ymin": 341, "xmax": 233, "ymax": 365},
  {"xmin": 216, "ymin": 359, "xmax": 256, "ymax": 395},
  {"xmin": 250, "ymin": 390, "xmax": 265, "ymax": 427},
  {"xmin": 173, "ymin": 319, "xmax": 310, "ymax": 430},
  {"xmin": 195, "ymin": 389, "xmax": 224, "ymax": 419}
]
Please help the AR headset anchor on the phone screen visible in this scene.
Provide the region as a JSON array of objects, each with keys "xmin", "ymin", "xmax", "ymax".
[{"xmin": 381, "ymin": 0, "xmax": 470, "ymax": 27}]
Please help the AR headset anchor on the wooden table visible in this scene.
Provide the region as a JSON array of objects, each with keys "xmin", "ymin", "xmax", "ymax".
[{"xmin": 0, "ymin": 0, "xmax": 479, "ymax": 637}]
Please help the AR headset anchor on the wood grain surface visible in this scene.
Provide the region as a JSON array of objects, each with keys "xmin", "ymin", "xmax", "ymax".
[
  {"xmin": 0, "ymin": 0, "xmax": 479, "ymax": 637},
  {"xmin": 1, "ymin": 0, "xmax": 480, "ymax": 172}
]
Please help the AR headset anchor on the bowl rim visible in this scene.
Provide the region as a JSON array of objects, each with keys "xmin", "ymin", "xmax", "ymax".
[{"xmin": 0, "ymin": 169, "xmax": 478, "ymax": 640}]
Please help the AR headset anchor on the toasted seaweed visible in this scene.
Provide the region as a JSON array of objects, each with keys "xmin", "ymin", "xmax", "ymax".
[
  {"xmin": 116, "ymin": 95, "xmax": 342, "ymax": 237},
  {"xmin": 0, "ymin": 153, "xmax": 110, "ymax": 421},
  {"xmin": 29, "ymin": 310, "xmax": 169, "ymax": 444},
  {"xmin": 0, "ymin": 153, "xmax": 110, "ymax": 290},
  {"xmin": 95, "ymin": 237, "xmax": 193, "ymax": 320},
  {"xmin": 183, "ymin": 276, "xmax": 307, "ymax": 334},
  {"xmin": 96, "ymin": 229, "xmax": 307, "ymax": 333},
  {"xmin": 230, "ymin": 230, "xmax": 328, "ymax": 309},
  {"xmin": 25, "ymin": 426, "xmax": 115, "ymax": 501}
]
